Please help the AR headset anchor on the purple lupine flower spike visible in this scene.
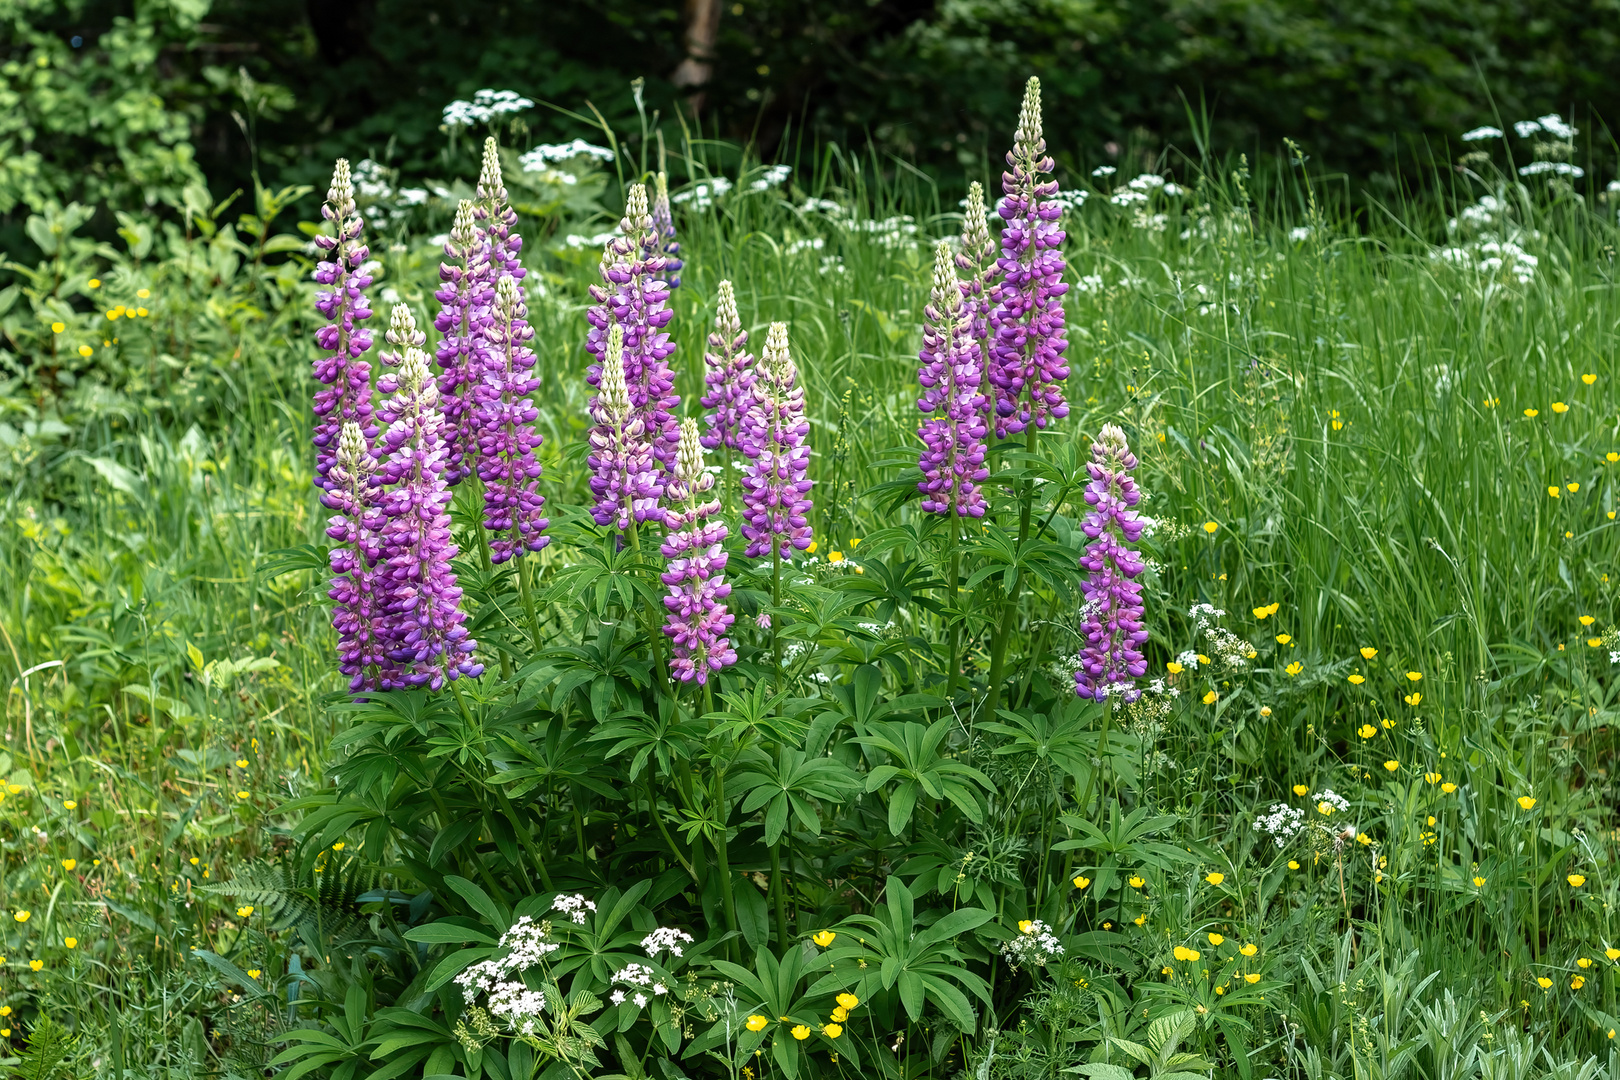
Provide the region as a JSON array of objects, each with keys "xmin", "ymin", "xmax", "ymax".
[
  {"xmin": 476, "ymin": 137, "xmax": 525, "ymax": 282},
  {"xmin": 374, "ymin": 346, "xmax": 482, "ymax": 690},
  {"xmin": 585, "ymin": 184, "xmax": 680, "ymax": 479},
  {"xmin": 1073, "ymin": 423, "xmax": 1148, "ymax": 702},
  {"xmin": 660, "ymin": 418, "xmax": 737, "ymax": 683},
  {"xmin": 380, "ymin": 302, "xmax": 424, "ymax": 368},
  {"xmin": 587, "ymin": 324, "xmax": 662, "ymax": 531},
  {"xmin": 917, "ymin": 241, "xmax": 989, "ymax": 518},
  {"xmin": 311, "ymin": 158, "xmax": 376, "ymax": 492},
  {"xmin": 433, "ymin": 199, "xmax": 492, "ymax": 486},
  {"xmin": 986, "ymin": 77, "xmax": 1069, "ymax": 439},
  {"xmin": 955, "ymin": 181, "xmax": 995, "ymax": 382},
  {"xmin": 699, "ymin": 279, "xmax": 756, "ymax": 453},
  {"xmin": 478, "ymin": 274, "xmax": 549, "ymax": 562},
  {"xmin": 651, "ymin": 171, "xmax": 682, "ymax": 289},
  {"xmin": 739, "ymin": 322, "xmax": 814, "ymax": 558},
  {"xmin": 323, "ymin": 422, "xmax": 391, "ymax": 691}
]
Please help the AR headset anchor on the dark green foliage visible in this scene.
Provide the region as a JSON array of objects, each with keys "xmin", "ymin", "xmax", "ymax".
[
  {"xmin": 12, "ymin": 1015, "xmax": 75, "ymax": 1080},
  {"xmin": 202, "ymin": 857, "xmax": 381, "ymax": 945}
]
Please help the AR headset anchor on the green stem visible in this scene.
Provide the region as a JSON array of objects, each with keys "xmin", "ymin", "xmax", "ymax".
[
  {"xmin": 945, "ymin": 509, "xmax": 963, "ymax": 700},
  {"xmin": 517, "ymin": 555, "xmax": 542, "ymax": 658},
  {"xmin": 772, "ymin": 538, "xmax": 783, "ymax": 692},
  {"xmin": 1076, "ymin": 703, "xmax": 1115, "ymax": 818},
  {"xmin": 626, "ymin": 521, "xmax": 670, "ymax": 687},
  {"xmin": 982, "ymin": 426, "xmax": 1040, "ymax": 720},
  {"xmin": 494, "ymin": 787, "xmax": 547, "ymax": 891},
  {"xmin": 643, "ymin": 774, "xmax": 698, "ymax": 884},
  {"xmin": 712, "ymin": 764, "xmax": 740, "ymax": 961}
]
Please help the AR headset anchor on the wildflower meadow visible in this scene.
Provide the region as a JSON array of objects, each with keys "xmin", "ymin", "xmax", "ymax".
[{"xmin": 6, "ymin": 73, "xmax": 1620, "ymax": 1080}]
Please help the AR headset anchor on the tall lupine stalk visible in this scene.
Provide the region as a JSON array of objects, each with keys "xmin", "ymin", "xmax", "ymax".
[
  {"xmin": 323, "ymin": 422, "xmax": 389, "ymax": 691},
  {"xmin": 986, "ymin": 76, "xmax": 1069, "ymax": 440},
  {"xmin": 311, "ymin": 158, "xmax": 376, "ymax": 492},
  {"xmin": 651, "ymin": 171, "xmax": 682, "ymax": 289},
  {"xmin": 475, "ymin": 138, "xmax": 524, "ymax": 281},
  {"xmin": 1073, "ymin": 424, "xmax": 1148, "ymax": 701},
  {"xmin": 917, "ymin": 240, "xmax": 989, "ymax": 520},
  {"xmin": 739, "ymin": 322, "xmax": 813, "ymax": 684},
  {"xmin": 917, "ymin": 240, "xmax": 989, "ymax": 699},
  {"xmin": 585, "ymin": 184, "xmax": 680, "ymax": 480},
  {"xmin": 374, "ymin": 347, "xmax": 482, "ymax": 690},
  {"xmin": 955, "ymin": 180, "xmax": 996, "ymax": 385},
  {"xmin": 660, "ymin": 419, "xmax": 737, "ymax": 685},
  {"xmin": 699, "ymin": 280, "xmax": 755, "ymax": 473},
  {"xmin": 586, "ymin": 324, "xmax": 662, "ymax": 533},
  {"xmin": 981, "ymin": 77, "xmax": 1071, "ymax": 722},
  {"xmin": 476, "ymin": 274, "xmax": 549, "ymax": 567},
  {"xmin": 433, "ymin": 199, "xmax": 491, "ymax": 485}
]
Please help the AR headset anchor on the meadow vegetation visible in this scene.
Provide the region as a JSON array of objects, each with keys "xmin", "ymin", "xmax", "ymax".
[{"xmin": 3, "ymin": 83, "xmax": 1620, "ymax": 1080}]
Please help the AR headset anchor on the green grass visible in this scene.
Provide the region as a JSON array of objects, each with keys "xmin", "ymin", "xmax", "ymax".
[{"xmin": 3, "ymin": 135, "xmax": 1620, "ymax": 1078}]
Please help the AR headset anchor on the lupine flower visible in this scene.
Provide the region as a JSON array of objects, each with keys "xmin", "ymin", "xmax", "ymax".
[
  {"xmin": 1073, "ymin": 424, "xmax": 1148, "ymax": 701},
  {"xmin": 699, "ymin": 279, "xmax": 755, "ymax": 452},
  {"xmin": 660, "ymin": 419, "xmax": 738, "ymax": 683},
  {"xmin": 432, "ymin": 199, "xmax": 491, "ymax": 485},
  {"xmin": 917, "ymin": 240, "xmax": 989, "ymax": 517},
  {"xmin": 739, "ymin": 322, "xmax": 814, "ymax": 558},
  {"xmin": 312, "ymin": 159, "xmax": 376, "ymax": 491},
  {"xmin": 956, "ymin": 179, "xmax": 996, "ymax": 365},
  {"xmin": 323, "ymin": 422, "xmax": 389, "ymax": 690},
  {"xmin": 475, "ymin": 137, "xmax": 524, "ymax": 281},
  {"xmin": 651, "ymin": 171, "xmax": 682, "ymax": 289},
  {"xmin": 986, "ymin": 77, "xmax": 1069, "ymax": 438},
  {"xmin": 476, "ymin": 274, "xmax": 549, "ymax": 562},
  {"xmin": 586, "ymin": 324, "xmax": 662, "ymax": 530},
  {"xmin": 379, "ymin": 302, "xmax": 424, "ymax": 368},
  {"xmin": 374, "ymin": 347, "xmax": 482, "ymax": 689},
  {"xmin": 585, "ymin": 183, "xmax": 680, "ymax": 477}
]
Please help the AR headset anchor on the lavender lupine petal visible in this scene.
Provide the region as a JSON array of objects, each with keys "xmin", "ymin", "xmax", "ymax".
[
  {"xmin": 917, "ymin": 241, "xmax": 989, "ymax": 518},
  {"xmin": 660, "ymin": 419, "xmax": 737, "ymax": 683},
  {"xmin": 476, "ymin": 137, "xmax": 525, "ymax": 282},
  {"xmin": 586, "ymin": 324, "xmax": 662, "ymax": 531},
  {"xmin": 1073, "ymin": 423, "xmax": 1148, "ymax": 702},
  {"xmin": 585, "ymin": 184, "xmax": 680, "ymax": 479},
  {"xmin": 699, "ymin": 280, "xmax": 756, "ymax": 452},
  {"xmin": 312, "ymin": 158, "xmax": 376, "ymax": 491},
  {"xmin": 432, "ymin": 199, "xmax": 492, "ymax": 486},
  {"xmin": 477, "ymin": 274, "xmax": 549, "ymax": 562},
  {"xmin": 651, "ymin": 171, "xmax": 682, "ymax": 289},
  {"xmin": 374, "ymin": 347, "xmax": 482, "ymax": 690},
  {"xmin": 323, "ymin": 422, "xmax": 391, "ymax": 691},
  {"xmin": 986, "ymin": 77, "xmax": 1070, "ymax": 438},
  {"xmin": 739, "ymin": 322, "xmax": 814, "ymax": 558}
]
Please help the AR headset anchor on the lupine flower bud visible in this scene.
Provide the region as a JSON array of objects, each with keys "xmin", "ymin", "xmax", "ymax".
[
  {"xmin": 699, "ymin": 279, "xmax": 756, "ymax": 452},
  {"xmin": 585, "ymin": 183, "xmax": 680, "ymax": 481},
  {"xmin": 380, "ymin": 302, "xmax": 424, "ymax": 368},
  {"xmin": 374, "ymin": 347, "xmax": 482, "ymax": 690},
  {"xmin": 312, "ymin": 158, "xmax": 376, "ymax": 491},
  {"xmin": 739, "ymin": 322, "xmax": 814, "ymax": 558},
  {"xmin": 1073, "ymin": 423, "xmax": 1148, "ymax": 702},
  {"xmin": 917, "ymin": 241, "xmax": 989, "ymax": 517},
  {"xmin": 956, "ymin": 180, "xmax": 995, "ymax": 369},
  {"xmin": 476, "ymin": 137, "xmax": 525, "ymax": 282},
  {"xmin": 660, "ymin": 418, "xmax": 737, "ymax": 682},
  {"xmin": 477, "ymin": 274, "xmax": 549, "ymax": 562},
  {"xmin": 987, "ymin": 77, "xmax": 1069, "ymax": 438},
  {"xmin": 587, "ymin": 324, "xmax": 662, "ymax": 531},
  {"xmin": 651, "ymin": 171, "xmax": 683, "ymax": 289},
  {"xmin": 324, "ymin": 421, "xmax": 389, "ymax": 690},
  {"xmin": 433, "ymin": 198, "xmax": 492, "ymax": 485}
]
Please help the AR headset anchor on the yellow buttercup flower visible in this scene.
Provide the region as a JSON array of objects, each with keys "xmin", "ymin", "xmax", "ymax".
[
  {"xmin": 823, "ymin": 1022, "xmax": 843, "ymax": 1038},
  {"xmin": 1260, "ymin": 706, "xmax": 1272, "ymax": 717},
  {"xmin": 63, "ymin": 800, "xmax": 76, "ymax": 809},
  {"xmin": 1585, "ymin": 374, "xmax": 1598, "ymax": 384},
  {"xmin": 248, "ymin": 969, "xmax": 262, "ymax": 979},
  {"xmin": 1205, "ymin": 872, "xmax": 1225, "ymax": 885},
  {"xmin": 137, "ymin": 288, "xmax": 150, "ymax": 299},
  {"xmin": 29, "ymin": 960, "xmax": 42, "ymax": 972},
  {"xmin": 87, "ymin": 278, "xmax": 101, "ymax": 288},
  {"xmin": 806, "ymin": 541, "xmax": 818, "ymax": 553},
  {"xmin": 791, "ymin": 1025, "xmax": 811, "ymax": 1041},
  {"xmin": 836, "ymin": 993, "xmax": 859, "ymax": 1010},
  {"xmin": 1166, "ymin": 661, "xmax": 1183, "ymax": 674},
  {"xmin": 1572, "ymin": 975, "xmax": 1586, "ymax": 989},
  {"xmin": 1073, "ymin": 876, "xmax": 1090, "ymax": 890},
  {"xmin": 1606, "ymin": 948, "xmax": 1620, "ymax": 962},
  {"xmin": 746, "ymin": 1015, "xmax": 768, "ymax": 1032},
  {"xmin": 1552, "ymin": 402, "xmax": 1569, "ymax": 414},
  {"xmin": 61, "ymin": 859, "xmax": 75, "ymax": 871},
  {"xmin": 1208, "ymin": 933, "xmax": 1225, "ymax": 945},
  {"xmin": 1590, "ymin": 638, "xmax": 1603, "ymax": 648},
  {"xmin": 1203, "ymin": 690, "xmax": 1218, "ymax": 704},
  {"xmin": 1473, "ymin": 876, "xmax": 1486, "ymax": 887},
  {"xmin": 828, "ymin": 551, "xmax": 844, "ymax": 564},
  {"xmin": 1245, "ymin": 972, "xmax": 1261, "ymax": 984},
  {"xmin": 831, "ymin": 1006, "xmax": 849, "ymax": 1022},
  {"xmin": 1525, "ymin": 408, "xmax": 1539, "ymax": 418},
  {"xmin": 1568, "ymin": 482, "xmax": 1580, "ymax": 493},
  {"xmin": 1441, "ymin": 782, "xmax": 1457, "ymax": 793},
  {"xmin": 1347, "ymin": 674, "xmax": 1365, "ymax": 685},
  {"xmin": 1203, "ymin": 521, "xmax": 1218, "ymax": 534},
  {"xmin": 1424, "ymin": 772, "xmax": 1441, "ymax": 784},
  {"xmin": 1276, "ymin": 633, "xmax": 1291, "ymax": 644},
  {"xmin": 1134, "ymin": 914, "xmax": 1147, "ymax": 926},
  {"xmin": 1253, "ymin": 602, "xmax": 1279, "ymax": 619},
  {"xmin": 1404, "ymin": 692, "xmax": 1421, "ymax": 706},
  {"xmin": 1292, "ymin": 784, "xmax": 1308, "ymax": 796},
  {"xmin": 1317, "ymin": 801, "xmax": 1336, "ymax": 816},
  {"xmin": 1383, "ymin": 760, "xmax": 1399, "ymax": 772},
  {"xmin": 1578, "ymin": 957, "xmax": 1593, "ymax": 969},
  {"xmin": 63, "ymin": 938, "xmax": 76, "ymax": 949},
  {"xmin": 812, "ymin": 930, "xmax": 836, "ymax": 947},
  {"xmin": 236, "ymin": 758, "xmax": 249, "ymax": 768},
  {"xmin": 1358, "ymin": 724, "xmax": 1376, "ymax": 739},
  {"xmin": 1360, "ymin": 647, "xmax": 1377, "ymax": 659},
  {"xmin": 1568, "ymin": 874, "xmax": 1587, "ymax": 887},
  {"xmin": 237, "ymin": 906, "xmax": 254, "ymax": 918},
  {"xmin": 1285, "ymin": 661, "xmax": 1303, "ymax": 676},
  {"xmin": 50, "ymin": 321, "xmax": 65, "ymax": 333},
  {"xmin": 1018, "ymin": 920, "xmax": 1035, "ymax": 933},
  {"xmin": 1196, "ymin": 654, "xmax": 1210, "ymax": 665},
  {"xmin": 1128, "ymin": 876, "xmax": 1145, "ymax": 889},
  {"xmin": 1172, "ymin": 946, "xmax": 1201, "ymax": 962},
  {"xmin": 1549, "ymin": 486, "xmax": 1561, "ymax": 498},
  {"xmin": 1518, "ymin": 796, "xmax": 1537, "ymax": 810},
  {"xmin": 1288, "ymin": 861, "xmax": 1300, "ymax": 870},
  {"xmin": 1581, "ymin": 615, "xmax": 1596, "ymax": 626},
  {"xmin": 13, "ymin": 912, "xmax": 29, "ymax": 924},
  {"xmin": 1240, "ymin": 943, "xmax": 1258, "ymax": 956}
]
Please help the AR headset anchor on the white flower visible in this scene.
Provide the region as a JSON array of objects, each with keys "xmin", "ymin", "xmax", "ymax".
[
  {"xmin": 610, "ymin": 990, "xmax": 627, "ymax": 1005},
  {"xmin": 1127, "ymin": 173, "xmax": 1166, "ymax": 191},
  {"xmin": 1001, "ymin": 920, "xmax": 1064, "ymax": 967},
  {"xmin": 1091, "ymin": 165, "xmax": 1117, "ymax": 177},
  {"xmin": 443, "ymin": 88, "xmax": 534, "ymax": 128},
  {"xmin": 1109, "ymin": 189, "xmax": 1149, "ymax": 206},
  {"xmin": 1311, "ymin": 789, "xmax": 1351, "ymax": 814},
  {"xmin": 671, "ymin": 177, "xmax": 734, "ymax": 210},
  {"xmin": 1253, "ymin": 803, "xmax": 1304, "ymax": 847},
  {"xmin": 1075, "ymin": 273, "xmax": 1104, "ymax": 293},
  {"xmin": 1288, "ymin": 226, "xmax": 1313, "ymax": 242},
  {"xmin": 1607, "ymin": 180, "xmax": 1620, "ymax": 193},
  {"xmin": 1162, "ymin": 183, "xmax": 1186, "ymax": 196},
  {"xmin": 520, "ymin": 139, "xmax": 615, "ymax": 168},
  {"xmin": 1536, "ymin": 113, "xmax": 1577, "ymax": 140},
  {"xmin": 1052, "ymin": 189, "xmax": 1089, "ymax": 211},
  {"xmin": 1514, "ymin": 120, "xmax": 1543, "ymax": 138},
  {"xmin": 1461, "ymin": 126, "xmax": 1503, "ymax": 141},
  {"xmin": 563, "ymin": 232, "xmax": 617, "ymax": 250},
  {"xmin": 1518, "ymin": 161, "xmax": 1584, "ymax": 178},
  {"xmin": 641, "ymin": 926, "xmax": 695, "ymax": 958},
  {"xmin": 552, "ymin": 893, "xmax": 597, "ymax": 924},
  {"xmin": 749, "ymin": 164, "xmax": 792, "ymax": 192},
  {"xmin": 785, "ymin": 237, "xmax": 825, "ymax": 255}
]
